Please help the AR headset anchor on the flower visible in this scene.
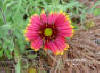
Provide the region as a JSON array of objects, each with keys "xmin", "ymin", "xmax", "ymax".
[{"xmin": 24, "ymin": 11, "xmax": 74, "ymax": 55}]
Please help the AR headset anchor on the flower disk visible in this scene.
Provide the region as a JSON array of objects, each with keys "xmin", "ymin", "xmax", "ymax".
[
  {"xmin": 24, "ymin": 11, "xmax": 74, "ymax": 55},
  {"xmin": 44, "ymin": 28, "xmax": 53, "ymax": 36}
]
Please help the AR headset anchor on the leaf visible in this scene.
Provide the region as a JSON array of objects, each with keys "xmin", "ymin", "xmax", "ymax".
[
  {"xmin": 94, "ymin": 8, "xmax": 100, "ymax": 16},
  {"xmin": 0, "ymin": 49, "xmax": 3, "ymax": 57},
  {"xmin": 0, "ymin": 0, "xmax": 3, "ymax": 8},
  {"xmin": 9, "ymin": 39, "xmax": 14, "ymax": 52},
  {"xmin": 6, "ymin": 0, "xmax": 17, "ymax": 8},
  {"xmin": 27, "ymin": 54, "xmax": 37, "ymax": 59},
  {"xmin": 4, "ymin": 48, "xmax": 12, "ymax": 59},
  {"xmin": 0, "ymin": 24, "xmax": 11, "ymax": 30},
  {"xmin": 66, "ymin": 37, "xmax": 71, "ymax": 40}
]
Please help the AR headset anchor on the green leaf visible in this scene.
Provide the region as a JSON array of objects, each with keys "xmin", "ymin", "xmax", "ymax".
[
  {"xmin": 6, "ymin": 0, "xmax": 17, "ymax": 8},
  {"xmin": 94, "ymin": 8, "xmax": 100, "ymax": 16},
  {"xmin": 27, "ymin": 54, "xmax": 37, "ymax": 59},
  {"xmin": 4, "ymin": 49, "xmax": 12, "ymax": 59},
  {"xmin": 0, "ymin": 49, "xmax": 3, "ymax": 57},
  {"xmin": 0, "ymin": 0, "xmax": 3, "ymax": 8},
  {"xmin": 66, "ymin": 37, "xmax": 71, "ymax": 40}
]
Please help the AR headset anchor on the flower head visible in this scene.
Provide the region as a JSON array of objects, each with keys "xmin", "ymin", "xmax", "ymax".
[{"xmin": 24, "ymin": 11, "xmax": 74, "ymax": 55}]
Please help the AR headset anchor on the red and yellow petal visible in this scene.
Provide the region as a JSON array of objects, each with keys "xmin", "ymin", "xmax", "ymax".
[
  {"xmin": 30, "ymin": 14, "xmax": 42, "ymax": 26},
  {"xmin": 48, "ymin": 13, "xmax": 57, "ymax": 25},
  {"xmin": 31, "ymin": 37, "xmax": 43, "ymax": 51},
  {"xmin": 40, "ymin": 10, "xmax": 48, "ymax": 24}
]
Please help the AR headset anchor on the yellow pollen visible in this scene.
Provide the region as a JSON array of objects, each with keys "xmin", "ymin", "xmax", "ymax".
[{"xmin": 44, "ymin": 28, "xmax": 53, "ymax": 36}]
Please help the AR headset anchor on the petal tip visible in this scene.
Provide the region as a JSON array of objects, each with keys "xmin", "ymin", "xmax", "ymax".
[
  {"xmin": 64, "ymin": 44, "xmax": 69, "ymax": 50},
  {"xmin": 60, "ymin": 51, "xmax": 64, "ymax": 55},
  {"xmin": 25, "ymin": 37, "xmax": 29, "ymax": 42},
  {"xmin": 41, "ymin": 9, "xmax": 45, "ymax": 14},
  {"xmin": 31, "ymin": 46, "xmax": 39, "ymax": 51},
  {"xmin": 23, "ymin": 28, "xmax": 28, "ymax": 34}
]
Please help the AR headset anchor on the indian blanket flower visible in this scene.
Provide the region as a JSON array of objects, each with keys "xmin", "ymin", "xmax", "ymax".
[{"xmin": 24, "ymin": 11, "xmax": 74, "ymax": 55}]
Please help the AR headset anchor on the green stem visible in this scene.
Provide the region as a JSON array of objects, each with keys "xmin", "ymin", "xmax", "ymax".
[
  {"xmin": 0, "ymin": 8, "xmax": 6, "ymax": 24},
  {"xmin": 14, "ymin": 48, "xmax": 21, "ymax": 73},
  {"xmin": 15, "ymin": 58, "xmax": 21, "ymax": 73}
]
